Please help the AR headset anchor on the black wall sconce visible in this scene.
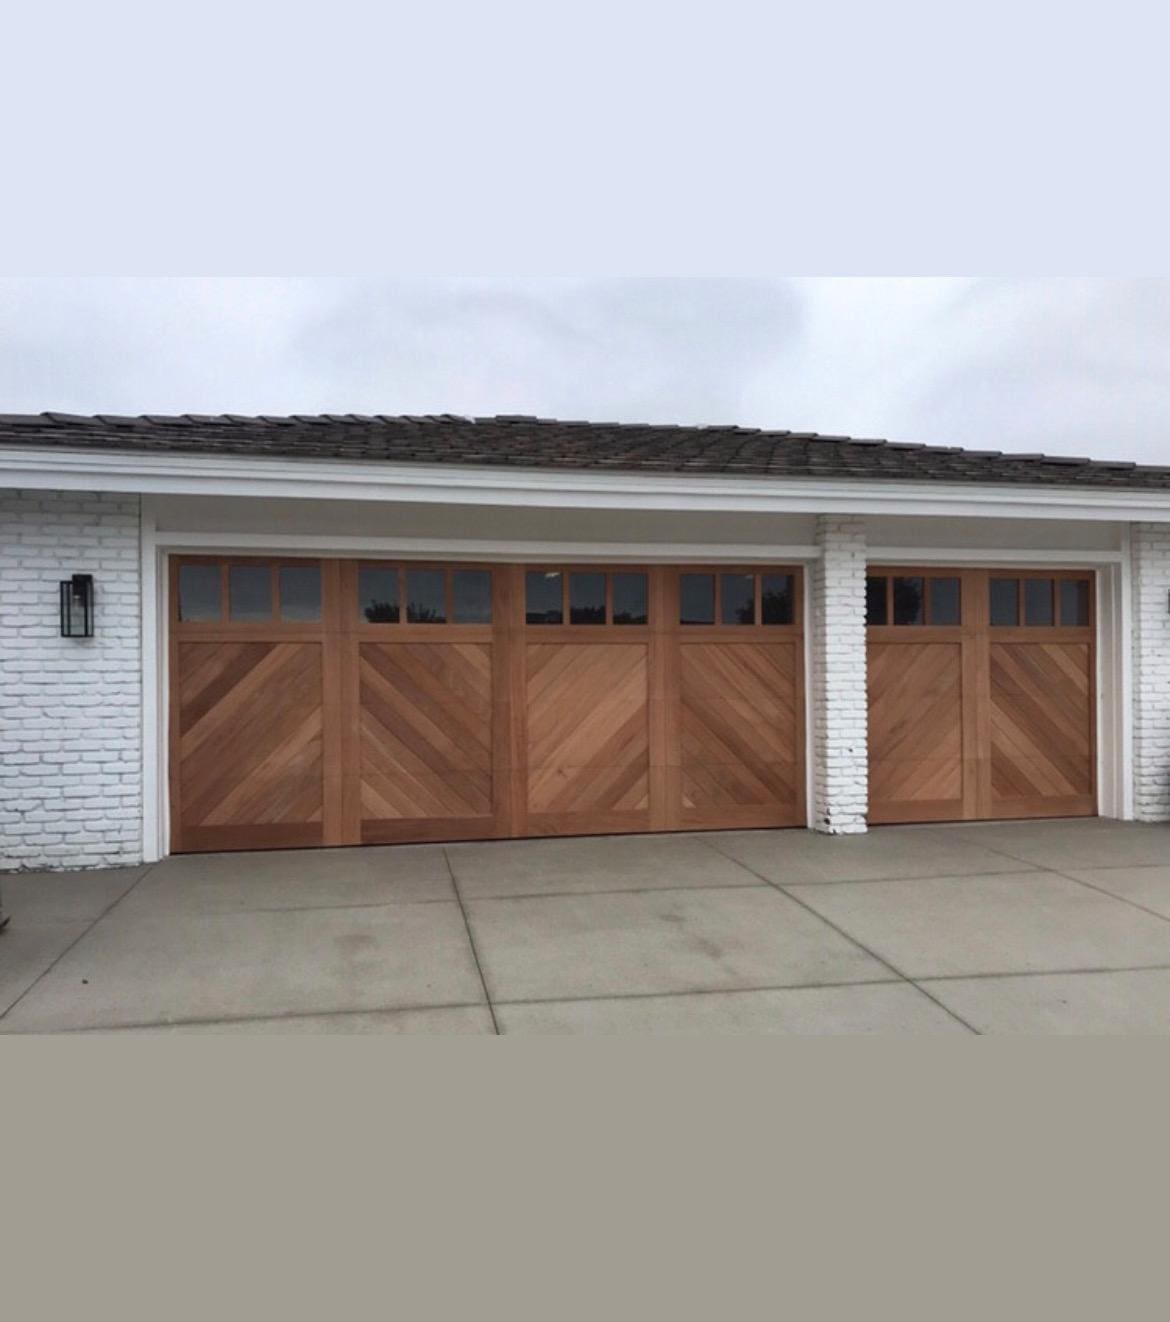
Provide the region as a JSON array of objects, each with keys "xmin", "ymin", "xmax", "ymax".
[{"xmin": 59, "ymin": 573, "xmax": 95, "ymax": 638}]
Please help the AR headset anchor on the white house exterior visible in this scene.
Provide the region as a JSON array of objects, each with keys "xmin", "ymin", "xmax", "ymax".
[{"xmin": 1, "ymin": 412, "xmax": 1168, "ymax": 871}]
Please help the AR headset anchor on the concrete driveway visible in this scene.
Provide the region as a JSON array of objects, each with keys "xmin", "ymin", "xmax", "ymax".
[{"xmin": 4, "ymin": 819, "xmax": 1170, "ymax": 1034}]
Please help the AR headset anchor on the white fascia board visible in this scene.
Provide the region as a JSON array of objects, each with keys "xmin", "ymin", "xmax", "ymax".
[{"xmin": 4, "ymin": 445, "xmax": 1170, "ymax": 522}]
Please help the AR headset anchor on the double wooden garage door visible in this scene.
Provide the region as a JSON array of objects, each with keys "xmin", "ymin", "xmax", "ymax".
[
  {"xmin": 867, "ymin": 567, "xmax": 1096, "ymax": 823},
  {"xmin": 169, "ymin": 559, "xmax": 806, "ymax": 852}
]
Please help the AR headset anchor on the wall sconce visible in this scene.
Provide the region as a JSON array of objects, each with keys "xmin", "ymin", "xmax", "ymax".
[{"xmin": 59, "ymin": 573, "xmax": 95, "ymax": 638}]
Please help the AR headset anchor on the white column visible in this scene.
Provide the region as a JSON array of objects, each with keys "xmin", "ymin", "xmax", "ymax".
[
  {"xmin": 810, "ymin": 515, "xmax": 868, "ymax": 833},
  {"xmin": 1131, "ymin": 522, "xmax": 1170, "ymax": 822}
]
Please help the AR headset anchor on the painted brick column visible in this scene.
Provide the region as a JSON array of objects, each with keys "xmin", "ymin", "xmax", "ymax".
[
  {"xmin": 810, "ymin": 515, "xmax": 868, "ymax": 833},
  {"xmin": 1132, "ymin": 522, "xmax": 1170, "ymax": 822},
  {"xmin": 0, "ymin": 489, "xmax": 143, "ymax": 869}
]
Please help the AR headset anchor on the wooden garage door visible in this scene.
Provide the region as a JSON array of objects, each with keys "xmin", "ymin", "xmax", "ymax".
[
  {"xmin": 866, "ymin": 567, "xmax": 1095, "ymax": 824},
  {"xmin": 170, "ymin": 558, "xmax": 805, "ymax": 851}
]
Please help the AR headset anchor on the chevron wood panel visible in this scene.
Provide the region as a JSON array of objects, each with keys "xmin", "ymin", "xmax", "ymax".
[
  {"xmin": 868, "ymin": 641, "xmax": 965, "ymax": 822},
  {"xmin": 990, "ymin": 642, "xmax": 1094, "ymax": 814},
  {"xmin": 526, "ymin": 643, "xmax": 650, "ymax": 826},
  {"xmin": 175, "ymin": 640, "xmax": 325, "ymax": 849},
  {"xmin": 678, "ymin": 642, "xmax": 800, "ymax": 826},
  {"xmin": 359, "ymin": 642, "xmax": 496, "ymax": 829}
]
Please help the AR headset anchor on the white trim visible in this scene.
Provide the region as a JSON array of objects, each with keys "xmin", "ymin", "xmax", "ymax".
[
  {"xmin": 802, "ymin": 568, "xmax": 815, "ymax": 830},
  {"xmin": 7, "ymin": 445, "xmax": 1170, "ymax": 522},
  {"xmin": 869, "ymin": 546, "xmax": 1123, "ymax": 565},
  {"xmin": 1117, "ymin": 527, "xmax": 1135, "ymax": 818},
  {"xmin": 139, "ymin": 499, "xmax": 165, "ymax": 862}
]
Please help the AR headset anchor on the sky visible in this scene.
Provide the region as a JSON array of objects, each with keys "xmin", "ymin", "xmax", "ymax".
[{"xmin": 0, "ymin": 277, "xmax": 1166, "ymax": 465}]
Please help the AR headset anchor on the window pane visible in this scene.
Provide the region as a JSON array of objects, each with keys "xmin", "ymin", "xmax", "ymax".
[
  {"xmin": 1024, "ymin": 578, "xmax": 1054, "ymax": 626},
  {"xmin": 178, "ymin": 563, "xmax": 221, "ymax": 621},
  {"xmin": 721, "ymin": 573, "xmax": 755, "ymax": 625},
  {"xmin": 761, "ymin": 574, "xmax": 794, "ymax": 625},
  {"xmin": 569, "ymin": 572, "xmax": 606, "ymax": 624},
  {"xmin": 406, "ymin": 569, "xmax": 446, "ymax": 623},
  {"xmin": 865, "ymin": 576, "xmax": 888, "ymax": 626},
  {"xmin": 279, "ymin": 565, "xmax": 321, "ymax": 621},
  {"xmin": 452, "ymin": 570, "xmax": 492, "ymax": 623},
  {"xmin": 1060, "ymin": 578, "xmax": 1091, "ymax": 627},
  {"xmin": 359, "ymin": 568, "xmax": 399, "ymax": 623},
  {"xmin": 229, "ymin": 565, "xmax": 272, "ymax": 621},
  {"xmin": 526, "ymin": 571, "xmax": 562, "ymax": 624},
  {"xmin": 612, "ymin": 573, "xmax": 648, "ymax": 625},
  {"xmin": 929, "ymin": 577, "xmax": 961, "ymax": 626},
  {"xmin": 893, "ymin": 577, "xmax": 925, "ymax": 626},
  {"xmin": 989, "ymin": 578, "xmax": 1019, "ymax": 626},
  {"xmin": 679, "ymin": 573, "xmax": 714, "ymax": 625}
]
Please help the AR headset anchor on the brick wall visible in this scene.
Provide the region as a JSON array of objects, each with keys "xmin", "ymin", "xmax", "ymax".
[
  {"xmin": 811, "ymin": 515, "xmax": 868, "ymax": 832},
  {"xmin": 0, "ymin": 490, "xmax": 143, "ymax": 869},
  {"xmin": 1132, "ymin": 522, "xmax": 1170, "ymax": 822}
]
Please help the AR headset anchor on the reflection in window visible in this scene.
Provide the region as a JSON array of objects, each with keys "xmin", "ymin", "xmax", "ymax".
[
  {"xmin": 1024, "ymin": 578, "xmax": 1054, "ymax": 626},
  {"xmin": 612, "ymin": 573, "xmax": 648, "ymax": 625},
  {"xmin": 452, "ymin": 570, "xmax": 492, "ymax": 623},
  {"xmin": 929, "ymin": 577, "xmax": 961, "ymax": 626},
  {"xmin": 865, "ymin": 576, "xmax": 888, "ymax": 626},
  {"xmin": 359, "ymin": 568, "xmax": 399, "ymax": 623},
  {"xmin": 279, "ymin": 565, "xmax": 321, "ymax": 622},
  {"xmin": 679, "ymin": 574, "xmax": 715, "ymax": 625},
  {"xmin": 893, "ymin": 577, "xmax": 925, "ymax": 626},
  {"xmin": 229, "ymin": 565, "xmax": 272, "ymax": 622},
  {"xmin": 761, "ymin": 574, "xmax": 794, "ymax": 625},
  {"xmin": 1060, "ymin": 579, "xmax": 1091, "ymax": 627},
  {"xmin": 721, "ymin": 574, "xmax": 755, "ymax": 625},
  {"xmin": 406, "ymin": 569, "xmax": 446, "ymax": 623},
  {"xmin": 179, "ymin": 563, "xmax": 221, "ymax": 622},
  {"xmin": 569, "ymin": 572, "xmax": 606, "ymax": 624},
  {"xmin": 526, "ymin": 571, "xmax": 563, "ymax": 624},
  {"xmin": 989, "ymin": 578, "xmax": 1019, "ymax": 626}
]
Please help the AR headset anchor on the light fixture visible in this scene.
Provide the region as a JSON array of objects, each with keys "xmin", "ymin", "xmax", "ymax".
[{"xmin": 59, "ymin": 573, "xmax": 95, "ymax": 638}]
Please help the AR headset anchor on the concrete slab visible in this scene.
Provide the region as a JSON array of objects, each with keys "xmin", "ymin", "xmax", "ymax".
[
  {"xmin": 496, "ymin": 983, "xmax": 969, "ymax": 1035},
  {"xmin": 0, "ymin": 922, "xmax": 90, "ymax": 1015},
  {"xmin": 66, "ymin": 1006, "xmax": 496, "ymax": 1035},
  {"xmin": 921, "ymin": 969, "xmax": 1170, "ymax": 1035},
  {"xmin": 1059, "ymin": 866, "xmax": 1170, "ymax": 921},
  {"xmin": 447, "ymin": 832, "xmax": 760, "ymax": 899},
  {"xmin": 936, "ymin": 821, "xmax": 1170, "ymax": 871},
  {"xmin": 708, "ymin": 826, "xmax": 1028, "ymax": 884},
  {"xmin": 465, "ymin": 887, "xmax": 892, "ymax": 1002},
  {"xmin": 789, "ymin": 872, "xmax": 1170, "ymax": 978},
  {"xmin": 1, "ymin": 866, "xmax": 148, "ymax": 925},
  {"xmin": 0, "ymin": 901, "xmax": 484, "ymax": 1032},
  {"xmin": 120, "ymin": 845, "xmax": 454, "ymax": 915}
]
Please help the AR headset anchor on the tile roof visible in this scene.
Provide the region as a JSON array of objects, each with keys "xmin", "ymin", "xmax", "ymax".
[{"xmin": 0, "ymin": 411, "xmax": 1166, "ymax": 490}]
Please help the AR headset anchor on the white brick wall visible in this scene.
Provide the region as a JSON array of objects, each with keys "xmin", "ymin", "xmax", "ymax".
[
  {"xmin": 811, "ymin": 515, "xmax": 868, "ymax": 832},
  {"xmin": 1132, "ymin": 522, "xmax": 1170, "ymax": 822},
  {"xmin": 0, "ymin": 490, "xmax": 143, "ymax": 869}
]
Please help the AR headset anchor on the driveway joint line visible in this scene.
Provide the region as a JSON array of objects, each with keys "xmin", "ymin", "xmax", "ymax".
[
  {"xmin": 442, "ymin": 846, "xmax": 500, "ymax": 1035},
  {"xmin": 462, "ymin": 879, "xmax": 767, "ymax": 903},
  {"xmin": 492, "ymin": 977, "xmax": 904, "ymax": 1010}
]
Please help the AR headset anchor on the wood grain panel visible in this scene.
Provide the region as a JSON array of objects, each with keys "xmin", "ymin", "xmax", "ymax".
[{"xmin": 678, "ymin": 641, "xmax": 801, "ymax": 828}]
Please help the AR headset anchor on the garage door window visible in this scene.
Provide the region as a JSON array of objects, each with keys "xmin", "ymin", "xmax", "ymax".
[
  {"xmin": 279, "ymin": 565, "xmax": 321, "ymax": 622},
  {"xmin": 229, "ymin": 565, "xmax": 272, "ymax": 621},
  {"xmin": 178, "ymin": 563, "xmax": 221, "ymax": 622}
]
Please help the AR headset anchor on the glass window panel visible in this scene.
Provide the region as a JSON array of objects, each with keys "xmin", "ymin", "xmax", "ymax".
[
  {"xmin": 612, "ymin": 573, "xmax": 648, "ymax": 625},
  {"xmin": 359, "ymin": 568, "xmax": 399, "ymax": 623},
  {"xmin": 679, "ymin": 573, "xmax": 715, "ymax": 625},
  {"xmin": 865, "ymin": 576, "xmax": 888, "ymax": 626},
  {"xmin": 452, "ymin": 570, "xmax": 492, "ymax": 623},
  {"xmin": 406, "ymin": 569, "xmax": 446, "ymax": 623},
  {"xmin": 928, "ymin": 577, "xmax": 961, "ymax": 626},
  {"xmin": 989, "ymin": 578, "xmax": 1019, "ymax": 626},
  {"xmin": 178, "ymin": 563, "xmax": 221, "ymax": 622},
  {"xmin": 229, "ymin": 565, "xmax": 272, "ymax": 621},
  {"xmin": 721, "ymin": 573, "xmax": 755, "ymax": 625},
  {"xmin": 761, "ymin": 574, "xmax": 794, "ymax": 625},
  {"xmin": 893, "ymin": 576, "xmax": 925, "ymax": 626},
  {"xmin": 526, "ymin": 571, "xmax": 563, "ymax": 624},
  {"xmin": 569, "ymin": 572, "xmax": 606, "ymax": 624},
  {"xmin": 1024, "ymin": 578, "xmax": 1054, "ymax": 626},
  {"xmin": 1060, "ymin": 578, "xmax": 1091, "ymax": 627},
  {"xmin": 279, "ymin": 565, "xmax": 321, "ymax": 622}
]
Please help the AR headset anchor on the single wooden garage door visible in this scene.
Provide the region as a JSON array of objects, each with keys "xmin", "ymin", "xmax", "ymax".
[
  {"xmin": 866, "ymin": 567, "xmax": 1095, "ymax": 824},
  {"xmin": 169, "ymin": 559, "xmax": 805, "ymax": 851}
]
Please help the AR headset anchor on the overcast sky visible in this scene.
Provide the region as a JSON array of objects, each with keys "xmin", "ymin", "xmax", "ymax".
[{"xmin": 0, "ymin": 277, "xmax": 1166, "ymax": 464}]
